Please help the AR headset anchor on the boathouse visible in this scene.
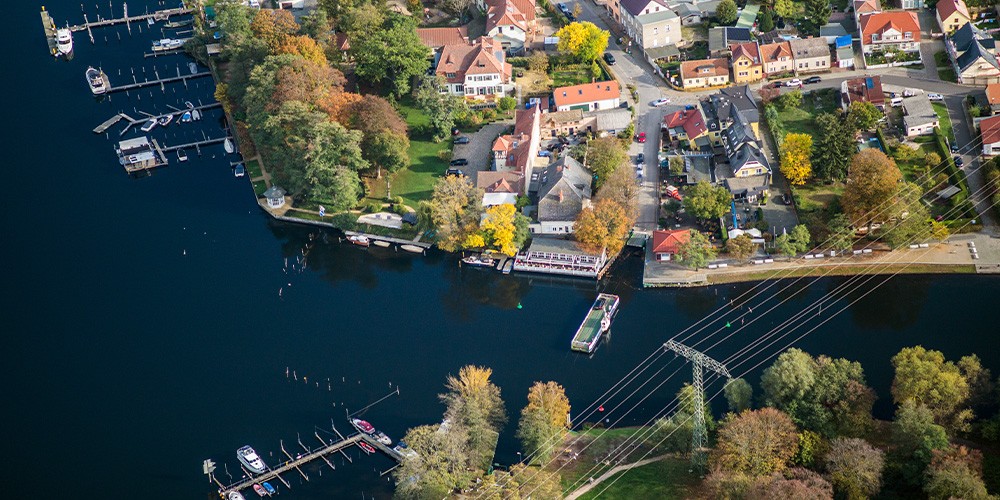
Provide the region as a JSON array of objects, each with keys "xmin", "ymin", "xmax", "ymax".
[
  {"xmin": 116, "ymin": 137, "xmax": 159, "ymax": 172},
  {"xmin": 513, "ymin": 237, "xmax": 607, "ymax": 278},
  {"xmin": 263, "ymin": 185, "xmax": 287, "ymax": 208}
]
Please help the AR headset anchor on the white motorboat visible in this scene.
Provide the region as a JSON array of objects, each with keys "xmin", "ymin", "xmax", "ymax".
[
  {"xmin": 227, "ymin": 491, "xmax": 246, "ymax": 500},
  {"xmin": 86, "ymin": 66, "xmax": 108, "ymax": 95},
  {"xmin": 347, "ymin": 235, "xmax": 370, "ymax": 248},
  {"xmin": 158, "ymin": 114, "xmax": 173, "ymax": 126},
  {"xmin": 177, "ymin": 149, "xmax": 188, "ymax": 162},
  {"xmin": 151, "ymin": 38, "xmax": 185, "ymax": 52},
  {"xmin": 192, "ymin": 109, "xmax": 202, "ymax": 121},
  {"xmin": 224, "ymin": 138, "xmax": 235, "ymax": 154},
  {"xmin": 237, "ymin": 446, "xmax": 267, "ymax": 474},
  {"xmin": 180, "ymin": 111, "xmax": 192, "ymax": 123},
  {"xmin": 140, "ymin": 119, "xmax": 157, "ymax": 133},
  {"xmin": 56, "ymin": 28, "xmax": 73, "ymax": 55}
]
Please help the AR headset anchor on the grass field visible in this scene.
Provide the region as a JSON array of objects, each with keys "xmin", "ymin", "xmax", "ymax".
[
  {"xmin": 933, "ymin": 102, "xmax": 954, "ymax": 142},
  {"xmin": 367, "ymin": 102, "xmax": 450, "ymax": 208},
  {"xmin": 706, "ymin": 263, "xmax": 977, "ymax": 284},
  {"xmin": 576, "ymin": 457, "xmax": 702, "ymax": 500},
  {"xmin": 773, "ymin": 88, "xmax": 839, "ymax": 141},
  {"xmin": 552, "ymin": 63, "xmax": 604, "ymax": 87}
]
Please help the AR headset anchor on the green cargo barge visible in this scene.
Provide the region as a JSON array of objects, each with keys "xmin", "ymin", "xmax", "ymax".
[{"xmin": 571, "ymin": 293, "xmax": 620, "ymax": 353}]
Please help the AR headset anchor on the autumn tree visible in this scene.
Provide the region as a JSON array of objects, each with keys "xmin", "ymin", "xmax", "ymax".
[
  {"xmin": 251, "ymin": 8, "xmax": 300, "ymax": 53},
  {"xmin": 825, "ymin": 438, "xmax": 885, "ymax": 500},
  {"xmin": 574, "ymin": 199, "xmax": 632, "ymax": 256},
  {"xmin": 725, "ymin": 378, "xmax": 753, "ymax": 413},
  {"xmin": 527, "ymin": 50, "xmax": 550, "ymax": 72},
  {"xmin": 840, "ymin": 149, "xmax": 903, "ymax": 231},
  {"xmin": 812, "ymin": 112, "xmax": 855, "ymax": 181},
  {"xmin": 891, "ymin": 346, "xmax": 979, "ymax": 432},
  {"xmin": 517, "ymin": 382, "xmax": 571, "ymax": 464},
  {"xmin": 438, "ymin": 0, "xmax": 474, "ymax": 15},
  {"xmin": 346, "ymin": 10, "xmax": 429, "ymax": 97},
  {"xmin": 439, "ymin": 366, "xmax": 507, "ymax": 470},
  {"xmin": 780, "ymin": 133, "xmax": 813, "ymax": 185},
  {"xmin": 465, "ymin": 204, "xmax": 529, "ymax": 256},
  {"xmin": 555, "ymin": 22, "xmax": 610, "ymax": 62},
  {"xmin": 277, "ymin": 35, "xmax": 327, "ymax": 64},
  {"xmin": 726, "ymin": 234, "xmax": 756, "ymax": 260},
  {"xmin": 393, "ymin": 424, "xmax": 473, "ymax": 498},
  {"xmin": 746, "ymin": 468, "xmax": 834, "ymax": 500},
  {"xmin": 683, "ymin": 181, "xmax": 732, "ymax": 220},
  {"xmin": 924, "ymin": 446, "xmax": 992, "ymax": 500},
  {"xmin": 677, "ymin": 230, "xmax": 718, "ymax": 270},
  {"xmin": 890, "ymin": 401, "xmax": 950, "ymax": 487},
  {"xmin": 774, "ymin": 0, "xmax": 796, "ymax": 19},
  {"xmin": 717, "ymin": 0, "xmax": 738, "ymax": 24},
  {"xmin": 479, "ymin": 464, "xmax": 562, "ymax": 500},
  {"xmin": 586, "ymin": 136, "xmax": 629, "ymax": 190},
  {"xmin": 713, "ymin": 408, "xmax": 800, "ymax": 477},
  {"xmin": 430, "ymin": 176, "xmax": 485, "ymax": 252},
  {"xmin": 344, "ymin": 96, "xmax": 409, "ymax": 179},
  {"xmin": 597, "ymin": 163, "xmax": 640, "ymax": 222},
  {"xmin": 848, "ymin": 101, "xmax": 882, "ymax": 131}
]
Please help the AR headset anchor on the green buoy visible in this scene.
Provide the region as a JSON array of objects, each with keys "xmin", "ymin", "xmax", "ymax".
[{"xmin": 517, "ymin": 302, "xmax": 523, "ymax": 309}]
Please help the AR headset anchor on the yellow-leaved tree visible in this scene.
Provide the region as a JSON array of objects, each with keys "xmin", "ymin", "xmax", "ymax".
[
  {"xmin": 574, "ymin": 199, "xmax": 631, "ymax": 256},
  {"xmin": 463, "ymin": 203, "xmax": 526, "ymax": 256},
  {"xmin": 780, "ymin": 132, "xmax": 813, "ymax": 185}
]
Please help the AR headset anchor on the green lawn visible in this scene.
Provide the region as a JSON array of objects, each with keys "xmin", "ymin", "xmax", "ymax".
[
  {"xmin": 932, "ymin": 102, "xmax": 954, "ymax": 142},
  {"xmin": 935, "ymin": 51, "xmax": 958, "ymax": 82},
  {"xmin": 555, "ymin": 427, "xmax": 657, "ymax": 492},
  {"xmin": 772, "ymin": 88, "xmax": 839, "ymax": 143},
  {"xmin": 252, "ymin": 179, "xmax": 267, "ymax": 196},
  {"xmin": 791, "ymin": 182, "xmax": 845, "ymax": 213},
  {"xmin": 552, "ymin": 64, "xmax": 601, "ymax": 87},
  {"xmin": 576, "ymin": 457, "xmax": 702, "ymax": 500},
  {"xmin": 245, "ymin": 159, "xmax": 262, "ymax": 179},
  {"xmin": 368, "ymin": 102, "xmax": 451, "ymax": 208}
]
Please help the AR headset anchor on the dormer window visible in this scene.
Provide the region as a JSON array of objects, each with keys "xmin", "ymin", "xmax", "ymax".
[{"xmin": 904, "ymin": 31, "xmax": 912, "ymax": 39}]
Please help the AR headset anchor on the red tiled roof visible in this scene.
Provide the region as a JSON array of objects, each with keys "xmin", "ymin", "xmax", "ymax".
[
  {"xmin": 664, "ymin": 109, "xmax": 707, "ymax": 139},
  {"xmin": 436, "ymin": 37, "xmax": 511, "ymax": 85},
  {"xmin": 485, "ymin": 0, "xmax": 535, "ymax": 33},
  {"xmin": 843, "ymin": 75, "xmax": 885, "ymax": 107},
  {"xmin": 936, "ymin": 0, "xmax": 970, "ymax": 24},
  {"xmin": 730, "ymin": 42, "xmax": 761, "ymax": 64},
  {"xmin": 679, "ymin": 58, "xmax": 729, "ymax": 80},
  {"xmin": 854, "ymin": 0, "xmax": 880, "ymax": 15},
  {"xmin": 476, "ymin": 171, "xmax": 525, "ymax": 193},
  {"xmin": 493, "ymin": 107, "xmax": 541, "ymax": 172},
  {"xmin": 980, "ymin": 115, "xmax": 1000, "ymax": 144},
  {"xmin": 415, "ymin": 27, "xmax": 469, "ymax": 49},
  {"xmin": 651, "ymin": 229, "xmax": 691, "ymax": 254},
  {"xmin": 860, "ymin": 11, "xmax": 920, "ymax": 42},
  {"xmin": 986, "ymin": 83, "xmax": 1000, "ymax": 106},
  {"xmin": 759, "ymin": 41, "xmax": 791, "ymax": 63},
  {"xmin": 552, "ymin": 82, "xmax": 621, "ymax": 108}
]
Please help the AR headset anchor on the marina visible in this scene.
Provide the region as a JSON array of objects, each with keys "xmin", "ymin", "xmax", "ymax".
[
  {"xmin": 93, "ymin": 102, "xmax": 221, "ymax": 135},
  {"xmin": 570, "ymin": 293, "xmax": 621, "ymax": 353}
]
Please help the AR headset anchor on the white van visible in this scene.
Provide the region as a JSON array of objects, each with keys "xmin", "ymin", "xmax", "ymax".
[{"xmin": 890, "ymin": 97, "xmax": 904, "ymax": 107}]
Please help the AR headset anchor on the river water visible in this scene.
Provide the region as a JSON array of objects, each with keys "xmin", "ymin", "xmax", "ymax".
[{"xmin": 5, "ymin": 1, "xmax": 1000, "ymax": 498}]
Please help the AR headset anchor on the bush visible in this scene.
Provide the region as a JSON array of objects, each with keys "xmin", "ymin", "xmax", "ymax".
[
  {"xmin": 480, "ymin": 108, "xmax": 497, "ymax": 121},
  {"xmin": 507, "ymin": 56, "xmax": 529, "ymax": 68},
  {"xmin": 367, "ymin": 201, "xmax": 384, "ymax": 213},
  {"xmin": 391, "ymin": 195, "xmax": 404, "ymax": 205},
  {"xmin": 393, "ymin": 204, "xmax": 410, "ymax": 215}
]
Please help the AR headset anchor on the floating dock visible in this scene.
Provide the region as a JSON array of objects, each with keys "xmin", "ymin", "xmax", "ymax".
[
  {"xmin": 68, "ymin": 6, "xmax": 193, "ymax": 32},
  {"xmin": 570, "ymin": 293, "xmax": 620, "ymax": 353},
  {"xmin": 39, "ymin": 8, "xmax": 58, "ymax": 56},
  {"xmin": 105, "ymin": 70, "xmax": 211, "ymax": 94}
]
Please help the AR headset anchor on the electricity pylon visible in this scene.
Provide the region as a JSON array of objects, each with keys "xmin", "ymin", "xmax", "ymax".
[{"xmin": 664, "ymin": 340, "xmax": 732, "ymax": 471}]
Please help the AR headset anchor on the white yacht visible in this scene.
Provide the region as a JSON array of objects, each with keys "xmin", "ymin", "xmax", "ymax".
[
  {"xmin": 86, "ymin": 66, "xmax": 108, "ymax": 95},
  {"xmin": 55, "ymin": 29, "xmax": 73, "ymax": 56},
  {"xmin": 227, "ymin": 492, "xmax": 246, "ymax": 500},
  {"xmin": 237, "ymin": 446, "xmax": 267, "ymax": 474},
  {"xmin": 151, "ymin": 38, "xmax": 185, "ymax": 52}
]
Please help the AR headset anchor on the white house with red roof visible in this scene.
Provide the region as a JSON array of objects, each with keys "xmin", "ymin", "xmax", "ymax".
[
  {"xmin": 552, "ymin": 82, "xmax": 622, "ymax": 112},
  {"xmin": 482, "ymin": 0, "xmax": 536, "ymax": 53},
  {"xmin": 663, "ymin": 108, "xmax": 708, "ymax": 145},
  {"xmin": 651, "ymin": 229, "xmax": 691, "ymax": 261},
  {"xmin": 491, "ymin": 106, "xmax": 543, "ymax": 185},
  {"xmin": 979, "ymin": 114, "xmax": 1000, "ymax": 155},
  {"xmin": 936, "ymin": 0, "xmax": 970, "ymax": 34},
  {"xmin": 859, "ymin": 11, "xmax": 922, "ymax": 67},
  {"xmin": 435, "ymin": 37, "xmax": 514, "ymax": 100}
]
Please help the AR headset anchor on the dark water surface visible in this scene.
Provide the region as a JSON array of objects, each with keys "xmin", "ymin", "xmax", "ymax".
[{"xmin": 5, "ymin": 2, "xmax": 1000, "ymax": 498}]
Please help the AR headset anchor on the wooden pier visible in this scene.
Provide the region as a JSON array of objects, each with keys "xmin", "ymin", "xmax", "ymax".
[
  {"xmin": 39, "ymin": 8, "xmax": 58, "ymax": 56},
  {"xmin": 160, "ymin": 136, "xmax": 229, "ymax": 153},
  {"xmin": 95, "ymin": 102, "xmax": 222, "ymax": 135},
  {"xmin": 106, "ymin": 70, "xmax": 211, "ymax": 94},
  {"xmin": 68, "ymin": 6, "xmax": 193, "ymax": 32}
]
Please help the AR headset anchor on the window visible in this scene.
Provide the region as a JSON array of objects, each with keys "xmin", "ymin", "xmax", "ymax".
[
  {"xmin": 904, "ymin": 32, "xmax": 912, "ymax": 39},
  {"xmin": 446, "ymin": 72, "xmax": 456, "ymax": 78},
  {"xmin": 456, "ymin": 85, "xmax": 464, "ymax": 92},
  {"xmin": 653, "ymin": 27, "xmax": 658, "ymax": 35}
]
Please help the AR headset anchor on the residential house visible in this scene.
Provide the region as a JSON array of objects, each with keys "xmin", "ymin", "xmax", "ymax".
[
  {"xmin": 859, "ymin": 11, "xmax": 922, "ymax": 67},
  {"xmin": 492, "ymin": 106, "xmax": 542, "ymax": 180},
  {"xmin": 897, "ymin": 0, "xmax": 921, "ymax": 9},
  {"xmin": 986, "ymin": 83, "xmax": 1000, "ymax": 113},
  {"xmin": 483, "ymin": 0, "xmax": 536, "ymax": 53},
  {"xmin": 979, "ymin": 114, "xmax": 1000, "ymax": 155},
  {"xmin": 723, "ymin": 173, "xmax": 770, "ymax": 202},
  {"xmin": 586, "ymin": 108, "xmax": 634, "ymax": 136},
  {"xmin": 651, "ymin": 229, "xmax": 691, "ymax": 261},
  {"xmin": 956, "ymin": 41, "xmax": 1000, "ymax": 85},
  {"xmin": 619, "ymin": 0, "xmax": 683, "ymax": 63},
  {"xmin": 415, "ymin": 27, "xmax": 469, "ymax": 51},
  {"xmin": 541, "ymin": 110, "xmax": 588, "ymax": 137},
  {"xmin": 553, "ymin": 82, "xmax": 622, "ymax": 111},
  {"xmin": 672, "ymin": 2, "xmax": 702, "ymax": 24},
  {"xmin": 680, "ymin": 57, "xmax": 730, "ymax": 89},
  {"xmin": 902, "ymin": 95, "xmax": 940, "ymax": 136},
  {"xmin": 700, "ymin": 85, "xmax": 760, "ymax": 146},
  {"xmin": 663, "ymin": 108, "xmax": 709, "ymax": 147},
  {"xmin": 730, "ymin": 42, "xmax": 763, "ymax": 84},
  {"xmin": 948, "ymin": 22, "xmax": 996, "ymax": 58},
  {"xmin": 435, "ymin": 37, "xmax": 513, "ymax": 100},
  {"xmin": 789, "ymin": 37, "xmax": 832, "ymax": 74},
  {"xmin": 936, "ymin": 0, "xmax": 970, "ymax": 34},
  {"xmin": 513, "ymin": 237, "xmax": 607, "ymax": 278},
  {"xmin": 836, "ymin": 37, "xmax": 857, "ymax": 69},
  {"xmin": 853, "ymin": 0, "xmax": 881, "ymax": 26},
  {"xmin": 530, "ymin": 156, "xmax": 593, "ymax": 234},
  {"xmin": 759, "ymin": 41, "xmax": 794, "ymax": 76},
  {"xmin": 841, "ymin": 75, "xmax": 886, "ymax": 110},
  {"xmin": 708, "ymin": 27, "xmax": 752, "ymax": 56},
  {"xmin": 820, "ymin": 22, "xmax": 850, "ymax": 44},
  {"xmin": 477, "ymin": 171, "xmax": 525, "ymax": 209}
]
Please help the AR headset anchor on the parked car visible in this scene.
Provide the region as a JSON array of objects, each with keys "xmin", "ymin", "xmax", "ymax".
[
  {"xmin": 557, "ymin": 2, "xmax": 569, "ymax": 12},
  {"xmin": 651, "ymin": 97, "xmax": 671, "ymax": 106},
  {"xmin": 890, "ymin": 97, "xmax": 904, "ymax": 107},
  {"xmin": 782, "ymin": 193, "xmax": 792, "ymax": 205},
  {"xmin": 449, "ymin": 158, "xmax": 468, "ymax": 166},
  {"xmin": 928, "ymin": 93, "xmax": 944, "ymax": 101},
  {"xmin": 786, "ymin": 78, "xmax": 802, "ymax": 87},
  {"xmin": 684, "ymin": 104, "xmax": 696, "ymax": 110},
  {"xmin": 951, "ymin": 142, "xmax": 960, "ymax": 153},
  {"xmin": 538, "ymin": 150, "xmax": 552, "ymax": 157},
  {"xmin": 636, "ymin": 153, "xmax": 645, "ymax": 164},
  {"xmin": 454, "ymin": 136, "xmax": 470, "ymax": 144},
  {"xmin": 451, "ymin": 127, "xmax": 461, "ymax": 136},
  {"xmin": 636, "ymin": 132, "xmax": 646, "ymax": 143},
  {"xmin": 954, "ymin": 156, "xmax": 964, "ymax": 167},
  {"xmin": 446, "ymin": 168, "xmax": 465, "ymax": 177},
  {"xmin": 803, "ymin": 76, "xmax": 821, "ymax": 84},
  {"xmin": 903, "ymin": 88, "xmax": 920, "ymax": 97},
  {"xmin": 603, "ymin": 52, "xmax": 616, "ymax": 65}
]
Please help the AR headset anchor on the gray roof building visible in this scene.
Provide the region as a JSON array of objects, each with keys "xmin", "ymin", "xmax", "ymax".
[
  {"xmin": 700, "ymin": 85, "xmax": 759, "ymax": 134},
  {"xmin": 957, "ymin": 40, "xmax": 1000, "ymax": 74},
  {"xmin": 724, "ymin": 174, "xmax": 769, "ymax": 201},
  {"xmin": 902, "ymin": 95, "xmax": 939, "ymax": 134},
  {"xmin": 709, "ymin": 27, "xmax": 752, "ymax": 54},
  {"xmin": 788, "ymin": 37, "xmax": 830, "ymax": 60},
  {"xmin": 951, "ymin": 22, "xmax": 995, "ymax": 54},
  {"xmin": 683, "ymin": 154, "xmax": 714, "ymax": 184},
  {"xmin": 536, "ymin": 156, "xmax": 593, "ymax": 223},
  {"xmin": 585, "ymin": 107, "xmax": 633, "ymax": 133}
]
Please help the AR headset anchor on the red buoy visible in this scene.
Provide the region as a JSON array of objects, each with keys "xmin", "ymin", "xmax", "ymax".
[{"xmin": 598, "ymin": 406, "xmax": 605, "ymax": 412}]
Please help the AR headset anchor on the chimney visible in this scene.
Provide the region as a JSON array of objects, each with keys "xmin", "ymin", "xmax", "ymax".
[{"xmin": 558, "ymin": 189, "xmax": 564, "ymax": 202}]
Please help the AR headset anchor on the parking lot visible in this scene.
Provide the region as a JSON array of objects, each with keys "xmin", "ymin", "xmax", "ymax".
[{"xmin": 451, "ymin": 122, "xmax": 511, "ymax": 177}]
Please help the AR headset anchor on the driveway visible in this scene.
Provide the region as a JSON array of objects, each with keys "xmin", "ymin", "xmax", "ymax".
[{"xmin": 452, "ymin": 122, "xmax": 511, "ymax": 177}]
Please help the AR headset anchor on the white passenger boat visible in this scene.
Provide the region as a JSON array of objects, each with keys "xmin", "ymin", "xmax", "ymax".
[
  {"xmin": 237, "ymin": 445, "xmax": 267, "ymax": 474},
  {"xmin": 56, "ymin": 28, "xmax": 73, "ymax": 55}
]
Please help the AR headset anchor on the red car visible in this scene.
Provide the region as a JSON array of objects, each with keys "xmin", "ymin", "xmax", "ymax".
[{"xmin": 636, "ymin": 132, "xmax": 646, "ymax": 143}]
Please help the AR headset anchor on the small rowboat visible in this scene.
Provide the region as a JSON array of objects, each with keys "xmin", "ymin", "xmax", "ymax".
[
  {"xmin": 373, "ymin": 240, "xmax": 391, "ymax": 248},
  {"xmin": 224, "ymin": 138, "xmax": 235, "ymax": 154},
  {"xmin": 253, "ymin": 484, "xmax": 266, "ymax": 497},
  {"xmin": 347, "ymin": 235, "xmax": 370, "ymax": 247},
  {"xmin": 400, "ymin": 244, "xmax": 424, "ymax": 254},
  {"xmin": 358, "ymin": 442, "xmax": 376, "ymax": 454}
]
